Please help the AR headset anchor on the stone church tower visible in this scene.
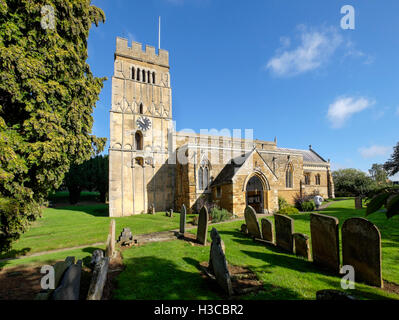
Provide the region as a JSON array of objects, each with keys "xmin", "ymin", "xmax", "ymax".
[{"xmin": 109, "ymin": 37, "xmax": 174, "ymax": 217}]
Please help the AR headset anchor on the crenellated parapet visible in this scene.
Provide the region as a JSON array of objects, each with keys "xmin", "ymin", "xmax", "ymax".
[{"xmin": 115, "ymin": 37, "xmax": 169, "ymax": 67}]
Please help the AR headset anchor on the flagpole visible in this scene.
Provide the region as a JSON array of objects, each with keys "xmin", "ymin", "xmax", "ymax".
[{"xmin": 158, "ymin": 16, "xmax": 161, "ymax": 50}]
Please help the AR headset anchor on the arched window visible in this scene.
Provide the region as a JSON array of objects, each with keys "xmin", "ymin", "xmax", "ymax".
[
  {"xmin": 315, "ymin": 174, "xmax": 321, "ymax": 185},
  {"xmin": 139, "ymin": 103, "xmax": 143, "ymax": 114},
  {"xmin": 147, "ymin": 71, "xmax": 151, "ymax": 83},
  {"xmin": 198, "ymin": 159, "xmax": 210, "ymax": 191},
  {"xmin": 135, "ymin": 157, "xmax": 144, "ymax": 167},
  {"xmin": 304, "ymin": 173, "xmax": 310, "ymax": 185},
  {"xmin": 152, "ymin": 72, "xmax": 156, "ymax": 84},
  {"xmin": 135, "ymin": 131, "xmax": 143, "ymax": 150},
  {"xmin": 132, "ymin": 67, "xmax": 135, "ymax": 80},
  {"xmin": 286, "ymin": 165, "xmax": 293, "ymax": 188},
  {"xmin": 198, "ymin": 167, "xmax": 204, "ymax": 190},
  {"xmin": 142, "ymin": 69, "xmax": 146, "ymax": 83},
  {"xmin": 137, "ymin": 68, "xmax": 141, "ymax": 81}
]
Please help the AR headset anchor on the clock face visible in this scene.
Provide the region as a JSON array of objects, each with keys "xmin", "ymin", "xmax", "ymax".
[{"xmin": 136, "ymin": 116, "xmax": 151, "ymax": 131}]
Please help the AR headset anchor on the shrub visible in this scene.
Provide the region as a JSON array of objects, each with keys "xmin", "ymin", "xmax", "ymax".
[
  {"xmin": 278, "ymin": 197, "xmax": 289, "ymax": 210},
  {"xmin": 301, "ymin": 201, "xmax": 315, "ymax": 212},
  {"xmin": 210, "ymin": 207, "xmax": 233, "ymax": 223},
  {"xmin": 278, "ymin": 207, "xmax": 299, "ymax": 215}
]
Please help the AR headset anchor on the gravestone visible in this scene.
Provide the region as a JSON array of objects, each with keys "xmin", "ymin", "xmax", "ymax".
[
  {"xmin": 342, "ymin": 218, "xmax": 383, "ymax": 288},
  {"xmin": 310, "ymin": 213, "xmax": 340, "ymax": 273},
  {"xmin": 180, "ymin": 204, "xmax": 186, "ymax": 235},
  {"xmin": 52, "ymin": 260, "xmax": 82, "ymax": 300},
  {"xmin": 170, "ymin": 209, "xmax": 173, "ymax": 218},
  {"xmin": 355, "ymin": 197, "xmax": 363, "ymax": 209},
  {"xmin": 117, "ymin": 228, "xmax": 133, "ymax": 246},
  {"xmin": 87, "ymin": 257, "xmax": 110, "ymax": 300},
  {"xmin": 90, "ymin": 249, "xmax": 104, "ymax": 268},
  {"xmin": 244, "ymin": 206, "xmax": 262, "ymax": 239},
  {"xmin": 274, "ymin": 214, "xmax": 294, "ymax": 253},
  {"xmin": 261, "ymin": 218, "xmax": 274, "ymax": 243},
  {"xmin": 240, "ymin": 224, "xmax": 248, "ymax": 234},
  {"xmin": 209, "ymin": 228, "xmax": 233, "ymax": 296},
  {"xmin": 196, "ymin": 206, "xmax": 209, "ymax": 245},
  {"xmin": 293, "ymin": 233, "xmax": 311, "ymax": 260}
]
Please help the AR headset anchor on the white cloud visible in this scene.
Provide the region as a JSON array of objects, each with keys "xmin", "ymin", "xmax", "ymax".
[
  {"xmin": 344, "ymin": 41, "xmax": 375, "ymax": 65},
  {"xmin": 358, "ymin": 145, "xmax": 391, "ymax": 159},
  {"xmin": 327, "ymin": 96, "xmax": 375, "ymax": 128},
  {"xmin": 266, "ymin": 26, "xmax": 342, "ymax": 77}
]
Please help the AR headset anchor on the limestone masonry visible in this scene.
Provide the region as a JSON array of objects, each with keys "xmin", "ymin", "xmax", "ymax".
[{"xmin": 109, "ymin": 37, "xmax": 335, "ymax": 217}]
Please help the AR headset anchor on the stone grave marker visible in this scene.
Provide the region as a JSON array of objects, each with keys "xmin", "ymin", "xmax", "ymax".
[
  {"xmin": 261, "ymin": 218, "xmax": 274, "ymax": 243},
  {"xmin": 209, "ymin": 228, "xmax": 233, "ymax": 296},
  {"xmin": 342, "ymin": 218, "xmax": 383, "ymax": 288},
  {"xmin": 117, "ymin": 228, "xmax": 133, "ymax": 246},
  {"xmin": 274, "ymin": 214, "xmax": 294, "ymax": 253},
  {"xmin": 52, "ymin": 260, "xmax": 82, "ymax": 300},
  {"xmin": 293, "ymin": 233, "xmax": 311, "ymax": 260},
  {"xmin": 240, "ymin": 224, "xmax": 248, "ymax": 234},
  {"xmin": 109, "ymin": 219, "xmax": 116, "ymax": 257},
  {"xmin": 244, "ymin": 206, "xmax": 262, "ymax": 239},
  {"xmin": 196, "ymin": 206, "xmax": 209, "ymax": 245},
  {"xmin": 310, "ymin": 213, "xmax": 340, "ymax": 273},
  {"xmin": 180, "ymin": 204, "xmax": 186, "ymax": 235}
]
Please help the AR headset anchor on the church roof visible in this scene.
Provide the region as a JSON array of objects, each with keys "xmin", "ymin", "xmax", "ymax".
[
  {"xmin": 211, "ymin": 152, "xmax": 252, "ymax": 187},
  {"xmin": 275, "ymin": 148, "xmax": 327, "ymax": 163}
]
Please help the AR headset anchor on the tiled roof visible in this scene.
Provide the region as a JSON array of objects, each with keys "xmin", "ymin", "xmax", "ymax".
[
  {"xmin": 276, "ymin": 148, "xmax": 327, "ymax": 163},
  {"xmin": 211, "ymin": 152, "xmax": 252, "ymax": 186}
]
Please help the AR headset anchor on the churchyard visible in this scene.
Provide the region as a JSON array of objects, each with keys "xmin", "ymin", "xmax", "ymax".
[{"xmin": 1, "ymin": 196, "xmax": 399, "ymax": 300}]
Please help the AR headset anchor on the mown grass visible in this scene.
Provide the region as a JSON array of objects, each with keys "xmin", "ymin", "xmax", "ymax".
[
  {"xmin": 0, "ymin": 204, "xmax": 194, "ymax": 260},
  {"xmin": 115, "ymin": 200, "xmax": 399, "ymax": 300}
]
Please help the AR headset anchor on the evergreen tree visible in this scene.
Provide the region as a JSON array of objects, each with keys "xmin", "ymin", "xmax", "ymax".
[
  {"xmin": 384, "ymin": 142, "xmax": 399, "ymax": 177},
  {"xmin": 0, "ymin": 0, "xmax": 106, "ymax": 252}
]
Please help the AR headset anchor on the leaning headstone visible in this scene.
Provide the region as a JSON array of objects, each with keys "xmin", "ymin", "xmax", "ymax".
[
  {"xmin": 208, "ymin": 228, "xmax": 233, "ymax": 296},
  {"xmin": 310, "ymin": 213, "xmax": 340, "ymax": 273},
  {"xmin": 196, "ymin": 206, "xmax": 209, "ymax": 245},
  {"xmin": 261, "ymin": 218, "xmax": 274, "ymax": 243},
  {"xmin": 244, "ymin": 206, "xmax": 262, "ymax": 239},
  {"xmin": 105, "ymin": 234, "xmax": 112, "ymax": 257},
  {"xmin": 180, "ymin": 204, "xmax": 186, "ymax": 235},
  {"xmin": 52, "ymin": 260, "xmax": 82, "ymax": 300},
  {"xmin": 342, "ymin": 218, "xmax": 383, "ymax": 288},
  {"xmin": 316, "ymin": 289, "xmax": 356, "ymax": 300},
  {"xmin": 274, "ymin": 214, "xmax": 294, "ymax": 253},
  {"xmin": 170, "ymin": 209, "xmax": 173, "ymax": 218},
  {"xmin": 240, "ymin": 224, "xmax": 248, "ymax": 234},
  {"xmin": 117, "ymin": 228, "xmax": 133, "ymax": 246},
  {"xmin": 87, "ymin": 257, "xmax": 110, "ymax": 300},
  {"xmin": 293, "ymin": 233, "xmax": 311, "ymax": 260},
  {"xmin": 355, "ymin": 197, "xmax": 363, "ymax": 209}
]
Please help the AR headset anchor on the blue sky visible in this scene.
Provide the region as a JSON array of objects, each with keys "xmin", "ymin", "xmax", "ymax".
[{"xmin": 88, "ymin": 0, "xmax": 399, "ymax": 179}]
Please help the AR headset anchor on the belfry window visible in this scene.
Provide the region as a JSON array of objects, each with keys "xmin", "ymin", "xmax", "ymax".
[
  {"xmin": 286, "ymin": 165, "xmax": 293, "ymax": 188},
  {"xmin": 135, "ymin": 131, "xmax": 143, "ymax": 151},
  {"xmin": 147, "ymin": 71, "xmax": 151, "ymax": 83},
  {"xmin": 142, "ymin": 69, "xmax": 146, "ymax": 83},
  {"xmin": 137, "ymin": 68, "xmax": 141, "ymax": 81},
  {"xmin": 139, "ymin": 103, "xmax": 143, "ymax": 114},
  {"xmin": 152, "ymin": 72, "xmax": 156, "ymax": 84},
  {"xmin": 132, "ymin": 67, "xmax": 135, "ymax": 80}
]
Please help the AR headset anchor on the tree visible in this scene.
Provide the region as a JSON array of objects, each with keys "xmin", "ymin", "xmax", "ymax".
[
  {"xmin": 64, "ymin": 155, "xmax": 108, "ymax": 204},
  {"xmin": 332, "ymin": 169, "xmax": 375, "ymax": 197},
  {"xmin": 369, "ymin": 163, "xmax": 388, "ymax": 184},
  {"xmin": 384, "ymin": 142, "xmax": 399, "ymax": 177},
  {"xmin": 0, "ymin": 1, "xmax": 106, "ymax": 253}
]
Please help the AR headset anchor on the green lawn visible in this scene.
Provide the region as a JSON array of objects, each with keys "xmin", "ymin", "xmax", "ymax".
[
  {"xmin": 0, "ymin": 204, "xmax": 194, "ymax": 260},
  {"xmin": 114, "ymin": 200, "xmax": 399, "ymax": 300}
]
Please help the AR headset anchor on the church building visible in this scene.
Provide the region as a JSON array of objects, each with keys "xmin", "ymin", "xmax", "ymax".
[{"xmin": 109, "ymin": 37, "xmax": 335, "ymax": 217}]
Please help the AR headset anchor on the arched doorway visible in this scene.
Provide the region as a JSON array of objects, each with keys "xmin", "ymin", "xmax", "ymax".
[{"xmin": 246, "ymin": 175, "xmax": 264, "ymax": 213}]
